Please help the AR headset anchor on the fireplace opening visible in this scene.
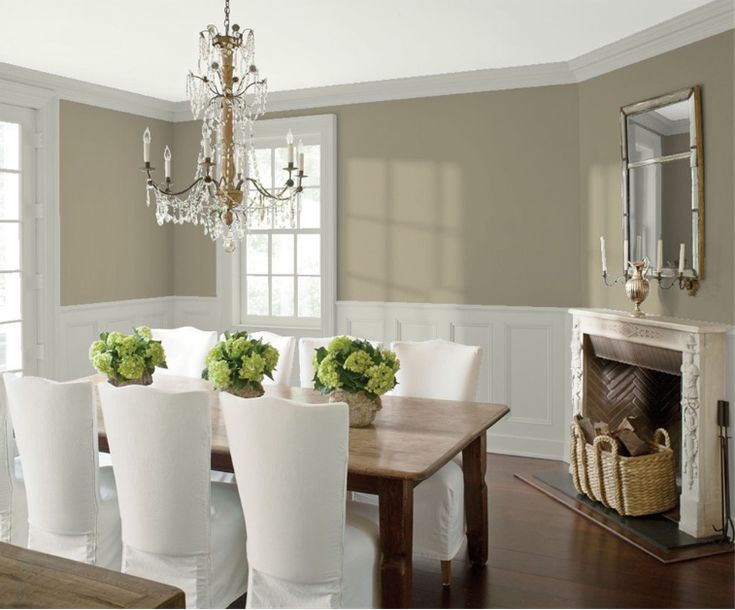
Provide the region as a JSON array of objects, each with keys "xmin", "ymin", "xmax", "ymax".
[{"xmin": 583, "ymin": 334, "xmax": 683, "ymax": 497}]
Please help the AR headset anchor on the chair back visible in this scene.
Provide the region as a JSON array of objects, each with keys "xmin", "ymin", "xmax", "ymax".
[
  {"xmin": 4, "ymin": 376, "xmax": 101, "ymax": 562},
  {"xmin": 0, "ymin": 375, "xmax": 16, "ymax": 542},
  {"xmin": 249, "ymin": 331, "xmax": 295, "ymax": 386},
  {"xmin": 221, "ymin": 394, "xmax": 349, "ymax": 607},
  {"xmin": 152, "ymin": 327, "xmax": 218, "ymax": 378},
  {"xmin": 391, "ymin": 339, "xmax": 482, "ymax": 401},
  {"xmin": 97, "ymin": 383, "xmax": 213, "ymax": 606}
]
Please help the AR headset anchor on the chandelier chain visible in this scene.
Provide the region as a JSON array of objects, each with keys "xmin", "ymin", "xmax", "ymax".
[{"xmin": 224, "ymin": 0, "xmax": 230, "ymax": 34}]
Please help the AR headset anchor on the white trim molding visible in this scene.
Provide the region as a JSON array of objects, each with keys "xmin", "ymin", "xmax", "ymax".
[
  {"xmin": 0, "ymin": 77, "xmax": 60, "ymax": 380},
  {"xmin": 2, "ymin": 2, "xmax": 733, "ymax": 121},
  {"xmin": 0, "ymin": 62, "xmax": 176, "ymax": 122},
  {"xmin": 569, "ymin": 0, "xmax": 735, "ymax": 82}
]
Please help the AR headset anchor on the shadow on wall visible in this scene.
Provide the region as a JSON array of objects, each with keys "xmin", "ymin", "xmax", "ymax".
[{"xmin": 343, "ymin": 157, "xmax": 465, "ymax": 304}]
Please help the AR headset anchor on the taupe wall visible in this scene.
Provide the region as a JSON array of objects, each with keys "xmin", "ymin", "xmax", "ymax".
[
  {"xmin": 171, "ymin": 121, "xmax": 217, "ymax": 297},
  {"xmin": 59, "ymin": 31, "xmax": 734, "ymax": 323},
  {"xmin": 579, "ymin": 31, "xmax": 734, "ymax": 323},
  {"xmin": 173, "ymin": 86, "xmax": 582, "ymax": 306},
  {"xmin": 60, "ymin": 101, "xmax": 174, "ymax": 305}
]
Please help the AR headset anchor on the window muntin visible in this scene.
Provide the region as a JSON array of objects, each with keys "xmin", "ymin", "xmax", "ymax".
[
  {"xmin": 240, "ymin": 139, "xmax": 322, "ymax": 327},
  {"xmin": 0, "ymin": 120, "xmax": 22, "ymax": 374}
]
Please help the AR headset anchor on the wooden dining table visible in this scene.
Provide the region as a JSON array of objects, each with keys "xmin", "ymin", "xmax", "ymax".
[
  {"xmin": 0, "ymin": 541, "xmax": 184, "ymax": 608},
  {"xmin": 91, "ymin": 374, "xmax": 509, "ymax": 609}
]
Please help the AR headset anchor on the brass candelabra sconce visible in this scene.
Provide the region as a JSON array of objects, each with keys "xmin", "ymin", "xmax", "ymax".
[{"xmin": 602, "ymin": 257, "xmax": 700, "ymax": 318}]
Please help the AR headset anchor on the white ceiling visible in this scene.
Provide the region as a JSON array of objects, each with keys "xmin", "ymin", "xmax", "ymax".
[{"xmin": 0, "ymin": 0, "xmax": 717, "ymax": 101}]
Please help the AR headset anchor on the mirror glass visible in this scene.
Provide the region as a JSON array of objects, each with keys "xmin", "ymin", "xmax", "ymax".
[{"xmin": 621, "ymin": 88, "xmax": 703, "ymax": 277}]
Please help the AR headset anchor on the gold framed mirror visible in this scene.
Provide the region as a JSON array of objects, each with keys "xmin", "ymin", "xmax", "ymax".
[{"xmin": 620, "ymin": 86, "xmax": 704, "ymax": 290}]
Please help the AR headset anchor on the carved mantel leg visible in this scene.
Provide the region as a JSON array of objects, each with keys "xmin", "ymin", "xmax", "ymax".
[
  {"xmin": 571, "ymin": 319, "xmax": 584, "ymax": 417},
  {"xmin": 679, "ymin": 333, "xmax": 724, "ymax": 538}
]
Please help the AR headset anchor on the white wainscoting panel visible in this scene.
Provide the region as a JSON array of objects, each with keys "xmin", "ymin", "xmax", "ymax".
[
  {"xmin": 171, "ymin": 296, "xmax": 221, "ymax": 331},
  {"xmin": 57, "ymin": 296, "xmax": 573, "ymax": 461},
  {"xmin": 337, "ymin": 301, "xmax": 572, "ymax": 460}
]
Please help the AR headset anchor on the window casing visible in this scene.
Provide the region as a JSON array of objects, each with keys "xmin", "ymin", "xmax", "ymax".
[
  {"xmin": 229, "ymin": 115, "xmax": 336, "ymax": 335},
  {"xmin": 0, "ymin": 103, "xmax": 36, "ymax": 376}
]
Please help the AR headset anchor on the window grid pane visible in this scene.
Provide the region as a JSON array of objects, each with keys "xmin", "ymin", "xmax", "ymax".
[
  {"xmin": 243, "ymin": 139, "xmax": 322, "ymax": 325},
  {"xmin": 0, "ymin": 121, "xmax": 22, "ymax": 375}
]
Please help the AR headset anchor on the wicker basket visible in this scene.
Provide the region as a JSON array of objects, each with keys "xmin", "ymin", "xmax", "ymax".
[{"xmin": 570, "ymin": 422, "xmax": 677, "ymax": 517}]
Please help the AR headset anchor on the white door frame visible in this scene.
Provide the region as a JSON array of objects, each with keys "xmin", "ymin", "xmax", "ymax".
[{"xmin": 0, "ymin": 79, "xmax": 60, "ymax": 379}]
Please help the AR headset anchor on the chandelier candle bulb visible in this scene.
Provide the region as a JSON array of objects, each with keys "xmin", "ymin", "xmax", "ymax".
[
  {"xmin": 297, "ymin": 139, "xmax": 304, "ymax": 172},
  {"xmin": 624, "ymin": 239, "xmax": 629, "ymax": 265},
  {"xmin": 657, "ymin": 239, "xmax": 663, "ymax": 272},
  {"xmin": 636, "ymin": 235, "xmax": 642, "ymax": 261},
  {"xmin": 679, "ymin": 243, "xmax": 686, "ymax": 274},
  {"xmin": 143, "ymin": 128, "xmax": 151, "ymax": 163},
  {"xmin": 600, "ymin": 236, "xmax": 607, "ymax": 274},
  {"xmin": 203, "ymin": 127, "xmax": 212, "ymax": 159},
  {"xmin": 164, "ymin": 146, "xmax": 172, "ymax": 180},
  {"xmin": 287, "ymin": 129, "xmax": 294, "ymax": 165}
]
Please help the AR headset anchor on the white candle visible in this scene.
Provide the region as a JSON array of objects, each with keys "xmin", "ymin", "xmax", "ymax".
[
  {"xmin": 287, "ymin": 129, "xmax": 294, "ymax": 164},
  {"xmin": 164, "ymin": 146, "xmax": 172, "ymax": 179},
  {"xmin": 656, "ymin": 239, "xmax": 663, "ymax": 272},
  {"xmin": 297, "ymin": 139, "xmax": 304, "ymax": 172},
  {"xmin": 624, "ymin": 239, "xmax": 629, "ymax": 264},
  {"xmin": 678, "ymin": 243, "xmax": 686, "ymax": 274},
  {"xmin": 143, "ymin": 128, "xmax": 151, "ymax": 163},
  {"xmin": 600, "ymin": 236, "xmax": 607, "ymax": 274},
  {"xmin": 203, "ymin": 126, "xmax": 211, "ymax": 159},
  {"xmin": 636, "ymin": 235, "xmax": 642, "ymax": 261}
]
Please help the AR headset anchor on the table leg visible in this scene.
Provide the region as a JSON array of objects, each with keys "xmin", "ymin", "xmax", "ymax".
[
  {"xmin": 378, "ymin": 478, "xmax": 413, "ymax": 608},
  {"xmin": 463, "ymin": 433, "xmax": 488, "ymax": 566}
]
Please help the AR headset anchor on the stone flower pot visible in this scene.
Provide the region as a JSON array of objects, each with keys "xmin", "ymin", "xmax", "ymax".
[
  {"xmin": 329, "ymin": 389, "xmax": 382, "ymax": 428},
  {"xmin": 107, "ymin": 371, "xmax": 154, "ymax": 387},
  {"xmin": 225, "ymin": 384, "xmax": 265, "ymax": 399}
]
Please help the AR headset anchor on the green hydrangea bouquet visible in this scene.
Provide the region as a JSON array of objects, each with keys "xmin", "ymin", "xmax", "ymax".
[
  {"xmin": 90, "ymin": 326, "xmax": 167, "ymax": 386},
  {"xmin": 202, "ymin": 331, "xmax": 279, "ymax": 398},
  {"xmin": 313, "ymin": 336, "xmax": 400, "ymax": 427}
]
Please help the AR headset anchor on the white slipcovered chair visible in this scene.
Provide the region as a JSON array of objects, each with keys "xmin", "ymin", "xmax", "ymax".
[
  {"xmin": 98, "ymin": 383, "xmax": 247, "ymax": 609},
  {"xmin": 152, "ymin": 327, "xmax": 218, "ymax": 378},
  {"xmin": 389, "ymin": 339, "xmax": 481, "ymax": 586},
  {"xmin": 0, "ymin": 375, "xmax": 26, "ymax": 546},
  {"xmin": 3, "ymin": 376, "xmax": 121, "ymax": 569},
  {"xmin": 221, "ymin": 393, "xmax": 380, "ymax": 609},
  {"xmin": 248, "ymin": 331, "xmax": 296, "ymax": 386}
]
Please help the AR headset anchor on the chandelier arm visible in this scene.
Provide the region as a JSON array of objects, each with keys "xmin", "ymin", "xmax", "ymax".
[
  {"xmin": 245, "ymin": 177, "xmax": 297, "ymax": 202},
  {"xmin": 147, "ymin": 175, "xmax": 206, "ymax": 198}
]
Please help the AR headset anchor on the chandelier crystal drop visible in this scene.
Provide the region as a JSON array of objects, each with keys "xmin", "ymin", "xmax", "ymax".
[{"xmin": 142, "ymin": 0, "xmax": 305, "ymax": 252}]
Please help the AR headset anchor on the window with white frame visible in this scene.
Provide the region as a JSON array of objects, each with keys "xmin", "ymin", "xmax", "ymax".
[
  {"xmin": 237, "ymin": 115, "xmax": 335, "ymax": 332},
  {"xmin": 0, "ymin": 103, "xmax": 36, "ymax": 376}
]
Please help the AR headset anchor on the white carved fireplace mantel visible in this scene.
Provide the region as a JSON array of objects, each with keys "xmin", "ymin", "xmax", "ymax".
[{"xmin": 569, "ymin": 308, "xmax": 730, "ymax": 538}]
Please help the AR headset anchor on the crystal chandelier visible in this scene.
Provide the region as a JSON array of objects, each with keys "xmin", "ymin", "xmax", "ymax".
[{"xmin": 142, "ymin": 0, "xmax": 305, "ymax": 252}]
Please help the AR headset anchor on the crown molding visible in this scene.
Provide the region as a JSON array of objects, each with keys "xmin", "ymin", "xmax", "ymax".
[
  {"xmin": 0, "ymin": 62, "xmax": 176, "ymax": 122},
  {"xmin": 568, "ymin": 0, "xmax": 735, "ymax": 82},
  {"xmin": 171, "ymin": 0, "xmax": 734, "ymax": 121},
  {"xmin": 2, "ymin": 0, "xmax": 733, "ymax": 122},
  {"xmin": 169, "ymin": 61, "xmax": 573, "ymax": 122}
]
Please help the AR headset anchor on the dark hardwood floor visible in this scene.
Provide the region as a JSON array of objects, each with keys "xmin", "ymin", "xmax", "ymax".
[{"xmin": 412, "ymin": 454, "xmax": 735, "ymax": 609}]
